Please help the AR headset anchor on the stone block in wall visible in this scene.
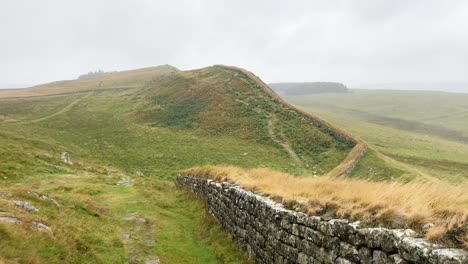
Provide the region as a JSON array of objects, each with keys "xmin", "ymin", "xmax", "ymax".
[
  {"xmin": 361, "ymin": 228, "xmax": 416, "ymax": 253},
  {"xmin": 358, "ymin": 247, "xmax": 373, "ymax": 264},
  {"xmin": 429, "ymin": 249, "xmax": 468, "ymax": 264},
  {"xmin": 305, "ymin": 215, "xmax": 322, "ymax": 230},
  {"xmin": 399, "ymin": 237, "xmax": 437, "ymax": 263},
  {"xmin": 336, "ymin": 257, "xmax": 354, "ymax": 264},
  {"xmin": 305, "ymin": 227, "xmax": 324, "ymax": 245},
  {"xmin": 338, "ymin": 241, "xmax": 360, "ymax": 263}
]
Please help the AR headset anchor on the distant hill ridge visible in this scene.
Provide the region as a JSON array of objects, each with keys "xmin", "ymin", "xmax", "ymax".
[{"xmin": 270, "ymin": 82, "xmax": 349, "ymax": 95}]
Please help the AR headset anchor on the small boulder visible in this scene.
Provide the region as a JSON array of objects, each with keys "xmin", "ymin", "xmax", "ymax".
[
  {"xmin": 60, "ymin": 152, "xmax": 73, "ymax": 165},
  {"xmin": 53, "ymin": 165, "xmax": 64, "ymax": 171},
  {"xmin": 0, "ymin": 216, "xmax": 21, "ymax": 224},
  {"xmin": 14, "ymin": 201, "xmax": 39, "ymax": 213},
  {"xmin": 117, "ymin": 177, "xmax": 134, "ymax": 186},
  {"xmin": 422, "ymin": 223, "xmax": 434, "ymax": 233},
  {"xmin": 122, "ymin": 214, "xmax": 136, "ymax": 221},
  {"xmin": 32, "ymin": 221, "xmax": 53, "ymax": 236},
  {"xmin": 28, "ymin": 192, "xmax": 61, "ymax": 207},
  {"xmin": 122, "ymin": 233, "xmax": 131, "ymax": 241},
  {"xmin": 145, "ymin": 258, "xmax": 160, "ymax": 264},
  {"xmin": 0, "ymin": 192, "xmax": 13, "ymax": 198}
]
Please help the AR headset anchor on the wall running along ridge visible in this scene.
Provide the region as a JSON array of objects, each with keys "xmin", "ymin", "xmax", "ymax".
[
  {"xmin": 214, "ymin": 65, "xmax": 367, "ymax": 178},
  {"xmin": 177, "ymin": 175, "xmax": 468, "ymax": 264}
]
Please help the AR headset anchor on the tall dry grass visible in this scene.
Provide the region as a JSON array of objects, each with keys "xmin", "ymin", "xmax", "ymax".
[{"xmin": 182, "ymin": 166, "xmax": 468, "ymax": 248}]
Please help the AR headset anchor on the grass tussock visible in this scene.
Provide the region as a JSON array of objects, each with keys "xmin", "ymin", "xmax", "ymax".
[{"xmin": 182, "ymin": 166, "xmax": 468, "ymax": 248}]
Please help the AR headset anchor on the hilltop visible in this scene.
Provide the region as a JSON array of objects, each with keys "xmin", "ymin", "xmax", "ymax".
[{"xmin": 0, "ymin": 65, "xmax": 179, "ymax": 99}]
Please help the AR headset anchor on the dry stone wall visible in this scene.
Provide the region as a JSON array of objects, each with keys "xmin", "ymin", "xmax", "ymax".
[{"xmin": 177, "ymin": 175, "xmax": 468, "ymax": 264}]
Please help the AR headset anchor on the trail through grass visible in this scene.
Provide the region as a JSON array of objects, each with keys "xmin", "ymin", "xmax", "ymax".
[{"xmin": 267, "ymin": 114, "xmax": 305, "ymax": 175}]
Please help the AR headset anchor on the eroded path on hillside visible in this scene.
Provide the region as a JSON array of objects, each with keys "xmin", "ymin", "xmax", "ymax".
[
  {"xmin": 6, "ymin": 92, "xmax": 94, "ymax": 125},
  {"xmin": 267, "ymin": 114, "xmax": 306, "ymax": 175}
]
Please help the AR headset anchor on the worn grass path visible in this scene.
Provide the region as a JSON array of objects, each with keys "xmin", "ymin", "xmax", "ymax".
[
  {"xmin": 267, "ymin": 114, "xmax": 306, "ymax": 175},
  {"xmin": 1, "ymin": 92, "xmax": 94, "ymax": 125}
]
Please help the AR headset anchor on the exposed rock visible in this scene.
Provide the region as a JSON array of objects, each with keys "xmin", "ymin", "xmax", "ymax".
[
  {"xmin": 399, "ymin": 237, "xmax": 438, "ymax": 263},
  {"xmin": 122, "ymin": 214, "xmax": 136, "ymax": 221},
  {"xmin": 134, "ymin": 171, "xmax": 144, "ymax": 177},
  {"xmin": 60, "ymin": 152, "xmax": 72, "ymax": 165},
  {"xmin": 53, "ymin": 165, "xmax": 64, "ymax": 171},
  {"xmin": 429, "ymin": 249, "xmax": 468, "ymax": 264},
  {"xmin": 14, "ymin": 201, "xmax": 38, "ymax": 213},
  {"xmin": 27, "ymin": 191, "xmax": 61, "ymax": 207},
  {"xmin": 32, "ymin": 221, "xmax": 53, "ymax": 236},
  {"xmin": 0, "ymin": 192, "xmax": 13, "ymax": 198},
  {"xmin": 0, "ymin": 214, "xmax": 21, "ymax": 224},
  {"xmin": 422, "ymin": 223, "xmax": 434, "ymax": 233},
  {"xmin": 117, "ymin": 177, "xmax": 134, "ymax": 186},
  {"xmin": 122, "ymin": 233, "xmax": 131, "ymax": 241},
  {"xmin": 105, "ymin": 168, "xmax": 117, "ymax": 174},
  {"xmin": 145, "ymin": 258, "xmax": 160, "ymax": 264}
]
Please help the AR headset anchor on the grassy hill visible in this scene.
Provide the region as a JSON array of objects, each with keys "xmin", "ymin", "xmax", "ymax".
[
  {"xmin": 284, "ymin": 89, "xmax": 468, "ymax": 183},
  {"xmin": 0, "ymin": 65, "xmax": 359, "ymax": 263}
]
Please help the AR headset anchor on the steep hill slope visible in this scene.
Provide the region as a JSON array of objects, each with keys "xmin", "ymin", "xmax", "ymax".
[
  {"xmin": 134, "ymin": 65, "xmax": 357, "ymax": 175},
  {"xmin": 0, "ymin": 65, "xmax": 360, "ymax": 263}
]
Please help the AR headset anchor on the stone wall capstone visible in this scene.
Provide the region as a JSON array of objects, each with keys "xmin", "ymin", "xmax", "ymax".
[{"xmin": 176, "ymin": 175, "xmax": 468, "ymax": 264}]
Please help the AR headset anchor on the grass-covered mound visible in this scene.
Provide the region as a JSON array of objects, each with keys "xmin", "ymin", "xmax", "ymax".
[{"xmin": 136, "ymin": 65, "xmax": 354, "ymax": 175}]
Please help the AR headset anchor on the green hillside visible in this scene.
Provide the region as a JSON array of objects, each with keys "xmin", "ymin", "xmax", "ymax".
[
  {"xmin": 285, "ymin": 89, "xmax": 468, "ymax": 183},
  {"xmin": 0, "ymin": 66, "xmax": 354, "ymax": 263}
]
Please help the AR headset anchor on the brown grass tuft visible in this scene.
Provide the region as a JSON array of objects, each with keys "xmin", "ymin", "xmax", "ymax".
[{"xmin": 426, "ymin": 225, "xmax": 448, "ymax": 242}]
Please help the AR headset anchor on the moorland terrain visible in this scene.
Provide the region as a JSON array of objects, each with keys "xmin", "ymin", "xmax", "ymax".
[{"xmin": 0, "ymin": 67, "xmax": 466, "ymax": 264}]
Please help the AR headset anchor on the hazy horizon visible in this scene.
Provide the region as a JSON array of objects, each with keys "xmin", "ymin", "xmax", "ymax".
[
  {"xmin": 1, "ymin": 63, "xmax": 468, "ymax": 94},
  {"xmin": 2, "ymin": 1, "xmax": 468, "ymax": 92}
]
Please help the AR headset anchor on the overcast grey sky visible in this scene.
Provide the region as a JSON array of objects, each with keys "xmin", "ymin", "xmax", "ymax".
[{"xmin": 1, "ymin": 0, "xmax": 468, "ymax": 89}]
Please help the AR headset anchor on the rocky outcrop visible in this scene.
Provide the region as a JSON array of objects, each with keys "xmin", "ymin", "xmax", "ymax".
[
  {"xmin": 177, "ymin": 175, "xmax": 468, "ymax": 264},
  {"xmin": 32, "ymin": 221, "xmax": 53, "ymax": 236},
  {"xmin": 27, "ymin": 191, "xmax": 61, "ymax": 207},
  {"xmin": 14, "ymin": 201, "xmax": 39, "ymax": 213},
  {"xmin": 60, "ymin": 152, "xmax": 72, "ymax": 165}
]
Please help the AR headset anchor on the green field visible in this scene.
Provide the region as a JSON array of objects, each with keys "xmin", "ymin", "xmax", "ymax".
[
  {"xmin": 285, "ymin": 89, "xmax": 468, "ymax": 183},
  {"xmin": 0, "ymin": 66, "xmax": 357, "ymax": 263}
]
